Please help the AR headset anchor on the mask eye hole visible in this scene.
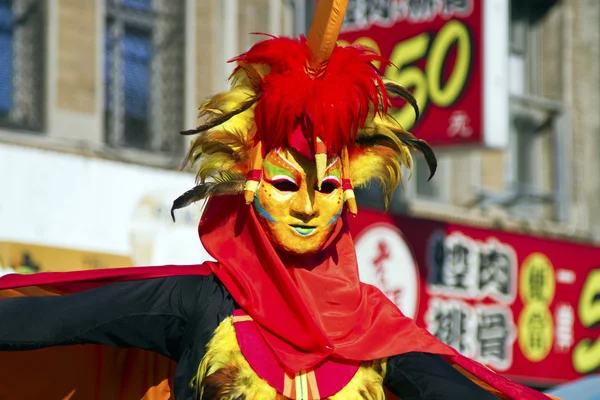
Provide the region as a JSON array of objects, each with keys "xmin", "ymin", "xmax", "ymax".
[
  {"xmin": 272, "ymin": 180, "xmax": 299, "ymax": 192},
  {"xmin": 317, "ymin": 180, "xmax": 340, "ymax": 194}
]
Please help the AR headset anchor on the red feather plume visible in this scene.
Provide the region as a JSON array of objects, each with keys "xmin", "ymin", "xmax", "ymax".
[{"xmin": 230, "ymin": 36, "xmax": 390, "ymax": 159}]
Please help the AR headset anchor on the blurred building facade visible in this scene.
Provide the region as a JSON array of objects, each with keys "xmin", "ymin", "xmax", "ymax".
[
  {"xmin": 0, "ymin": 0, "xmax": 597, "ymax": 256},
  {"xmin": 0, "ymin": 0, "xmax": 297, "ymax": 163},
  {"xmin": 0, "ymin": 0, "xmax": 297, "ymax": 274},
  {"xmin": 352, "ymin": 0, "xmax": 600, "ymax": 247}
]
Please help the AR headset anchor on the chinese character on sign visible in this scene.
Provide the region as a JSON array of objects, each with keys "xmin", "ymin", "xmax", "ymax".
[
  {"xmin": 518, "ymin": 304, "xmax": 553, "ymax": 362},
  {"xmin": 528, "ymin": 265, "xmax": 548, "ymax": 302},
  {"xmin": 443, "ymin": 0, "xmax": 471, "ymax": 16},
  {"xmin": 355, "ymin": 225, "xmax": 420, "ymax": 318},
  {"xmin": 395, "ymin": 0, "xmax": 473, "ymax": 21},
  {"xmin": 445, "ymin": 239, "xmax": 473, "ymax": 290},
  {"xmin": 554, "ymin": 303, "xmax": 574, "ymax": 352},
  {"xmin": 372, "ymin": 241, "xmax": 390, "ymax": 285},
  {"xmin": 476, "ymin": 308, "xmax": 514, "ymax": 370},
  {"xmin": 447, "ymin": 111, "xmax": 473, "ymax": 138},
  {"xmin": 428, "ymin": 232, "xmax": 446, "ymax": 286},
  {"xmin": 387, "ymin": 288, "xmax": 403, "ymax": 305},
  {"xmin": 371, "ymin": 240, "xmax": 405, "ymax": 305},
  {"xmin": 345, "ymin": 0, "xmax": 393, "ymax": 27},
  {"xmin": 426, "ymin": 299, "xmax": 474, "ymax": 355},
  {"xmin": 428, "ymin": 232, "xmax": 478, "ymax": 294},
  {"xmin": 367, "ymin": 0, "xmax": 393, "ymax": 22},
  {"xmin": 527, "ymin": 313, "xmax": 547, "ymax": 350},
  {"xmin": 407, "ymin": 0, "xmax": 439, "ymax": 21},
  {"xmin": 426, "ymin": 299, "xmax": 516, "ymax": 369},
  {"xmin": 427, "ymin": 232, "xmax": 517, "ymax": 303},
  {"xmin": 478, "ymin": 241, "xmax": 512, "ymax": 298},
  {"xmin": 345, "ymin": 0, "xmax": 368, "ymax": 27}
]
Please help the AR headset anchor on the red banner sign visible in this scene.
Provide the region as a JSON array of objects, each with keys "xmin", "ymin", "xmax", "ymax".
[
  {"xmin": 337, "ymin": 0, "xmax": 508, "ymax": 148},
  {"xmin": 350, "ymin": 209, "xmax": 600, "ymax": 385}
]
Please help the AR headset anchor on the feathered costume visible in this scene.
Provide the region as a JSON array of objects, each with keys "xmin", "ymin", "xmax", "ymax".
[{"xmin": 0, "ymin": 1, "xmax": 557, "ymax": 399}]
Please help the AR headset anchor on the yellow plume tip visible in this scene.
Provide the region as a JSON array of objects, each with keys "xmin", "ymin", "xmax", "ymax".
[
  {"xmin": 346, "ymin": 197, "xmax": 358, "ymax": 217},
  {"xmin": 344, "ymin": 189, "xmax": 358, "ymax": 216},
  {"xmin": 244, "ymin": 190, "xmax": 255, "ymax": 205},
  {"xmin": 244, "ymin": 180, "xmax": 259, "ymax": 205},
  {"xmin": 315, "ymin": 152, "xmax": 327, "ymax": 190}
]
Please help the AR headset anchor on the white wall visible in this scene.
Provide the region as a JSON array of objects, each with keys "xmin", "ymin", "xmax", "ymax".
[{"xmin": 0, "ymin": 143, "xmax": 213, "ymax": 266}]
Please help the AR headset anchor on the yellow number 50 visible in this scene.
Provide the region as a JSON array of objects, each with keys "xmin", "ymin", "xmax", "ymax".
[
  {"xmin": 386, "ymin": 20, "xmax": 472, "ymax": 130},
  {"xmin": 573, "ymin": 269, "xmax": 600, "ymax": 374}
]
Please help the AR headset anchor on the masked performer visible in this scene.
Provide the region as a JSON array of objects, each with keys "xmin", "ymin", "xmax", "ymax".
[{"xmin": 0, "ymin": 1, "xmax": 556, "ymax": 399}]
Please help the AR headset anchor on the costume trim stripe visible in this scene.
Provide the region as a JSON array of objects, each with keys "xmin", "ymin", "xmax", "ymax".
[
  {"xmin": 283, "ymin": 371, "xmax": 294, "ymax": 397},
  {"xmin": 231, "ymin": 315, "xmax": 253, "ymax": 323},
  {"xmin": 244, "ymin": 180, "xmax": 260, "ymax": 192},
  {"xmin": 306, "ymin": 369, "xmax": 320, "ymax": 399},
  {"xmin": 295, "ymin": 370, "xmax": 309, "ymax": 400}
]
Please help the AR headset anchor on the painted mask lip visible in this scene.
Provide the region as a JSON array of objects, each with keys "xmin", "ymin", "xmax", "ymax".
[{"xmin": 289, "ymin": 224, "xmax": 317, "ymax": 236}]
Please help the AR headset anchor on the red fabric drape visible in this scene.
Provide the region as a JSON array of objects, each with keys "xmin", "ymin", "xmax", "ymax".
[{"xmin": 199, "ymin": 195, "xmax": 455, "ymax": 373}]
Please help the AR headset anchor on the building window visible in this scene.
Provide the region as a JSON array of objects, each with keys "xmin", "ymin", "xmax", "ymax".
[
  {"xmin": 505, "ymin": 0, "xmax": 566, "ymax": 221},
  {"xmin": 355, "ymin": 155, "xmax": 449, "ymax": 213},
  {"xmin": 105, "ymin": 0, "xmax": 185, "ymax": 153},
  {"xmin": 415, "ymin": 157, "xmax": 440, "ymax": 199},
  {"xmin": 0, "ymin": 0, "xmax": 45, "ymax": 131},
  {"xmin": 409, "ymin": 154, "xmax": 450, "ymax": 205}
]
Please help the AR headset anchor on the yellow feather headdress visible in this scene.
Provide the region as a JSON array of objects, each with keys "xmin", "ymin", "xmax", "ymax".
[{"xmin": 171, "ymin": 0, "xmax": 436, "ymax": 219}]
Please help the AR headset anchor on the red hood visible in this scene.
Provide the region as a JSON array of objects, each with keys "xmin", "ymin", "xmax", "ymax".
[{"xmin": 198, "ymin": 194, "xmax": 455, "ymax": 372}]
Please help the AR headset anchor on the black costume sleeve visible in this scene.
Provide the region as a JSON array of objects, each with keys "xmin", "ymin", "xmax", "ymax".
[
  {"xmin": 0, "ymin": 275, "xmax": 211, "ymax": 361},
  {"xmin": 0, "ymin": 273, "xmax": 235, "ymax": 400},
  {"xmin": 385, "ymin": 352, "xmax": 500, "ymax": 399}
]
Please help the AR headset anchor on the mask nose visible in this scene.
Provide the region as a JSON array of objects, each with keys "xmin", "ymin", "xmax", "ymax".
[{"xmin": 289, "ymin": 188, "xmax": 319, "ymax": 222}]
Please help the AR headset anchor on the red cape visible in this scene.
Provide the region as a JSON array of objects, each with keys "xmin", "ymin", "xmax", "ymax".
[
  {"xmin": 0, "ymin": 265, "xmax": 554, "ymax": 400},
  {"xmin": 0, "ymin": 195, "xmax": 555, "ymax": 399}
]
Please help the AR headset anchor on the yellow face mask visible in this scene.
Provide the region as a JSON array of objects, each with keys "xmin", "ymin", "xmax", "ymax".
[{"xmin": 254, "ymin": 148, "xmax": 344, "ymax": 255}]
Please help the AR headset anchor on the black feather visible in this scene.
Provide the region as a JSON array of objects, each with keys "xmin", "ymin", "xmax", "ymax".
[
  {"xmin": 393, "ymin": 130, "xmax": 437, "ymax": 180},
  {"xmin": 181, "ymin": 138, "xmax": 241, "ymax": 172},
  {"xmin": 355, "ymin": 133, "xmax": 402, "ymax": 152},
  {"xmin": 180, "ymin": 96, "xmax": 259, "ymax": 136},
  {"xmin": 171, "ymin": 179, "xmax": 245, "ymax": 221},
  {"xmin": 384, "ymin": 80, "xmax": 420, "ymax": 122}
]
